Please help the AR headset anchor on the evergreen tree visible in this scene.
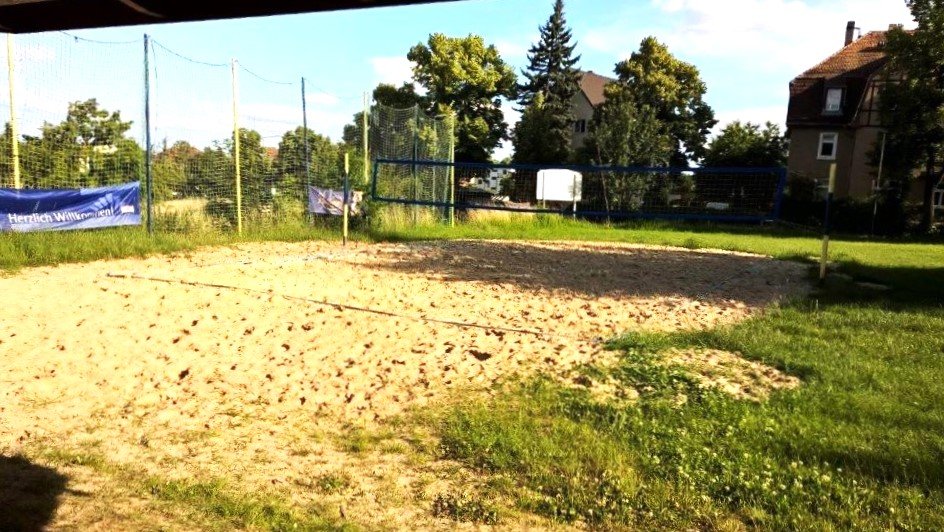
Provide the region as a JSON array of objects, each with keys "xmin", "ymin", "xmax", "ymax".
[{"xmin": 515, "ymin": 0, "xmax": 582, "ymax": 163}]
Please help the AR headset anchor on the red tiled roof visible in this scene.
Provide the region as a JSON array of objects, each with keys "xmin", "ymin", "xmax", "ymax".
[
  {"xmin": 265, "ymin": 147, "xmax": 278, "ymax": 160},
  {"xmin": 578, "ymin": 71, "xmax": 614, "ymax": 107},
  {"xmin": 787, "ymin": 31, "xmax": 891, "ymax": 128},
  {"xmin": 798, "ymin": 31, "xmax": 890, "ymax": 79}
]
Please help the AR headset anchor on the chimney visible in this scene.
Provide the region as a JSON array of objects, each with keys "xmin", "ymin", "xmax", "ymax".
[
  {"xmin": 845, "ymin": 21, "xmax": 856, "ymax": 46},
  {"xmin": 889, "ymin": 23, "xmax": 903, "ymax": 31}
]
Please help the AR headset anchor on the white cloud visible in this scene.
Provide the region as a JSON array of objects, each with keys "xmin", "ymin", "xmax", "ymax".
[
  {"xmin": 583, "ymin": 0, "xmax": 915, "ymax": 75},
  {"xmin": 306, "ymin": 91, "xmax": 340, "ymax": 107},
  {"xmin": 370, "ymin": 56, "xmax": 414, "ymax": 86},
  {"xmin": 712, "ymin": 105, "xmax": 788, "ymax": 136},
  {"xmin": 495, "ymin": 39, "xmax": 529, "ymax": 61},
  {"xmin": 492, "ymin": 99, "xmax": 521, "ymax": 162},
  {"xmin": 14, "ymin": 43, "xmax": 56, "ymax": 65}
]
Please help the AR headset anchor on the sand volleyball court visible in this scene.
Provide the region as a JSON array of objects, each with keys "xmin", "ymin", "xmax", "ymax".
[{"xmin": 0, "ymin": 239, "xmax": 808, "ymax": 528}]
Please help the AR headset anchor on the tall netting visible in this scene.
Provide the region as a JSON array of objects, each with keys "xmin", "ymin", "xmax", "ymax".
[
  {"xmin": 238, "ymin": 64, "xmax": 307, "ymax": 226},
  {"xmin": 368, "ymin": 103, "xmax": 454, "ymax": 224},
  {"xmin": 147, "ymin": 41, "xmax": 350, "ymax": 231},
  {"xmin": 0, "ymin": 32, "xmax": 144, "ymax": 191},
  {"xmin": 147, "ymin": 39, "xmax": 234, "ymax": 229}
]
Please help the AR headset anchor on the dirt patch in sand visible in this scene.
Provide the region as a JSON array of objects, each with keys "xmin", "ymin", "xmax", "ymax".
[{"xmin": 0, "ymin": 239, "xmax": 808, "ymax": 528}]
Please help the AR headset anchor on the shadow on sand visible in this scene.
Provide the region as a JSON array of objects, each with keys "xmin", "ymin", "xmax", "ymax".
[{"xmin": 0, "ymin": 455, "xmax": 67, "ymax": 531}]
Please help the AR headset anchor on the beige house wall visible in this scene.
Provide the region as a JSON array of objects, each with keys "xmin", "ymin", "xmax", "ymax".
[
  {"xmin": 787, "ymin": 126, "xmax": 885, "ymax": 199},
  {"xmin": 570, "ymin": 92, "xmax": 595, "ymax": 152},
  {"xmin": 787, "ymin": 128, "xmax": 855, "ymax": 197}
]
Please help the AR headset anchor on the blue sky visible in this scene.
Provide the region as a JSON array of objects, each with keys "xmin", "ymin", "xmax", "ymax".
[{"xmin": 2, "ymin": 0, "xmax": 916, "ymax": 159}]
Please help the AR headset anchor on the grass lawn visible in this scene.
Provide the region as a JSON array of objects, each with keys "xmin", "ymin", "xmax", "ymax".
[
  {"xmin": 417, "ymin": 219, "xmax": 944, "ymax": 529},
  {"xmin": 0, "ymin": 218, "xmax": 346, "ymax": 271}
]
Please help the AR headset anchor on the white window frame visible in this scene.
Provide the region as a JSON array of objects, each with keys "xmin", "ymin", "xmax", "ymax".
[
  {"xmin": 818, "ymin": 132, "xmax": 838, "ymax": 160},
  {"xmin": 824, "ymin": 88, "xmax": 844, "ymax": 113}
]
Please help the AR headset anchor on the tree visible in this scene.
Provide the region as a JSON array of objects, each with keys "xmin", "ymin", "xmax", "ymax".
[
  {"xmin": 275, "ymin": 126, "xmax": 342, "ymax": 189},
  {"xmin": 581, "ymin": 87, "xmax": 674, "ymax": 212},
  {"xmin": 878, "ymin": 3, "xmax": 944, "ymax": 232},
  {"xmin": 613, "ymin": 37, "xmax": 716, "ymax": 166},
  {"xmin": 514, "ymin": 0, "xmax": 581, "ymax": 163},
  {"xmin": 704, "ymin": 121, "xmax": 787, "ymax": 168},
  {"xmin": 408, "ymin": 33, "xmax": 517, "ymax": 162},
  {"xmin": 234, "ymin": 128, "xmax": 272, "ymax": 209},
  {"xmin": 511, "ymin": 94, "xmax": 557, "ymax": 164},
  {"xmin": 373, "ymin": 83, "xmax": 423, "ymax": 109},
  {"xmin": 31, "ymin": 99, "xmax": 142, "ymax": 188},
  {"xmin": 152, "ymin": 140, "xmax": 199, "ymax": 200}
]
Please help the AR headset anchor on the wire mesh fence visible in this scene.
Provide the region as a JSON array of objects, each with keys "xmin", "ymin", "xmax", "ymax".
[
  {"xmin": 2, "ymin": 30, "xmax": 784, "ymax": 237},
  {"xmin": 373, "ymin": 159, "xmax": 787, "ymax": 222},
  {"xmin": 0, "ymin": 32, "xmax": 144, "ymax": 191},
  {"xmin": 1, "ymin": 31, "xmax": 425, "ymax": 235}
]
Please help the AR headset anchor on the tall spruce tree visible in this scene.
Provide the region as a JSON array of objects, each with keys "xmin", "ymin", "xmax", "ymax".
[{"xmin": 514, "ymin": 0, "xmax": 581, "ymax": 163}]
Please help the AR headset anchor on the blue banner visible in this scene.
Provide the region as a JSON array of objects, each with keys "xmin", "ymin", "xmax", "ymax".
[{"xmin": 0, "ymin": 181, "xmax": 141, "ymax": 232}]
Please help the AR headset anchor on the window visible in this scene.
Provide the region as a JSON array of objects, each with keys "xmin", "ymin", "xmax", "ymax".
[
  {"xmin": 574, "ymin": 119, "xmax": 587, "ymax": 134},
  {"xmin": 818, "ymin": 132, "xmax": 838, "ymax": 160},
  {"xmin": 824, "ymin": 87, "xmax": 843, "ymax": 113}
]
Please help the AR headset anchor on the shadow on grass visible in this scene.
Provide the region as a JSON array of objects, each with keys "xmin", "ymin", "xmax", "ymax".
[{"xmin": 0, "ymin": 455, "xmax": 67, "ymax": 531}]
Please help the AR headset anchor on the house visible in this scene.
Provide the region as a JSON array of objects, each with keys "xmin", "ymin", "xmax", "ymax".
[
  {"xmin": 786, "ymin": 21, "xmax": 896, "ymax": 199},
  {"xmin": 571, "ymin": 71, "xmax": 613, "ymax": 151}
]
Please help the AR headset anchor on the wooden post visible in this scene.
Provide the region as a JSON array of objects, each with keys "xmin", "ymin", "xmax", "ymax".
[
  {"xmin": 820, "ymin": 163, "xmax": 836, "ymax": 281},
  {"xmin": 6, "ymin": 34, "xmax": 20, "ymax": 189}
]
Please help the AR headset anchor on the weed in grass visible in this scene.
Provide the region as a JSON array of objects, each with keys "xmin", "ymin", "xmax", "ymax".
[
  {"xmin": 432, "ymin": 490, "xmax": 501, "ymax": 525},
  {"xmin": 314, "ymin": 472, "xmax": 353, "ymax": 495},
  {"xmin": 338, "ymin": 427, "xmax": 398, "ymax": 455}
]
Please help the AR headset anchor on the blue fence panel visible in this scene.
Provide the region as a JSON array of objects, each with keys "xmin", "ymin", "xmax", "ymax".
[{"xmin": 371, "ymin": 159, "xmax": 786, "ymax": 223}]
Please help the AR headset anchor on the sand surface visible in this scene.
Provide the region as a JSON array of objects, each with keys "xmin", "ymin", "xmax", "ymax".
[{"xmin": 0, "ymin": 239, "xmax": 809, "ymax": 528}]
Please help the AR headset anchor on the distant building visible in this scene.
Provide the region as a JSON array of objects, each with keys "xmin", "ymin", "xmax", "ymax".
[
  {"xmin": 570, "ymin": 71, "xmax": 613, "ymax": 152},
  {"xmin": 786, "ymin": 22, "xmax": 896, "ymax": 199}
]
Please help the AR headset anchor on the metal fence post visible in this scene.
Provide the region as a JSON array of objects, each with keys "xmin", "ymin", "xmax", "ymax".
[
  {"xmin": 362, "ymin": 92, "xmax": 370, "ymax": 185},
  {"xmin": 231, "ymin": 59, "xmax": 242, "ymax": 234},
  {"xmin": 143, "ymin": 34, "xmax": 154, "ymax": 234},
  {"xmin": 301, "ymin": 77, "xmax": 311, "ymax": 196}
]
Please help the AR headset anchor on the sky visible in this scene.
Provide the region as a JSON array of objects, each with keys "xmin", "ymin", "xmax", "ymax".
[{"xmin": 1, "ymin": 0, "xmax": 917, "ymax": 159}]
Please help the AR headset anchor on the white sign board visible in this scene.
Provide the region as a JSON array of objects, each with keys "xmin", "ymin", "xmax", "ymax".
[{"xmin": 536, "ymin": 169, "xmax": 582, "ymax": 202}]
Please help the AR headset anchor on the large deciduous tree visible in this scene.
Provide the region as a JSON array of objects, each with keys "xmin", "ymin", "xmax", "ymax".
[
  {"xmin": 35, "ymin": 99, "xmax": 143, "ymax": 187},
  {"xmin": 704, "ymin": 121, "xmax": 787, "ymax": 168},
  {"xmin": 276, "ymin": 126, "xmax": 342, "ymax": 189},
  {"xmin": 514, "ymin": 0, "xmax": 581, "ymax": 164},
  {"xmin": 612, "ymin": 37, "xmax": 716, "ymax": 166},
  {"xmin": 878, "ymin": 2, "xmax": 944, "ymax": 232},
  {"xmin": 408, "ymin": 33, "xmax": 517, "ymax": 162}
]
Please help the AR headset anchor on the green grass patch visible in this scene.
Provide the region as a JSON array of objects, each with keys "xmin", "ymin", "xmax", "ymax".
[
  {"xmin": 145, "ymin": 477, "xmax": 346, "ymax": 531},
  {"xmin": 434, "ymin": 220, "xmax": 944, "ymax": 529},
  {"xmin": 0, "ymin": 218, "xmax": 344, "ymax": 272},
  {"xmin": 33, "ymin": 446, "xmax": 349, "ymax": 531}
]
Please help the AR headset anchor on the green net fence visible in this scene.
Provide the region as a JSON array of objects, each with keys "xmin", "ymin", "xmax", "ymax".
[
  {"xmin": 365, "ymin": 103, "xmax": 455, "ymax": 225},
  {"xmin": 0, "ymin": 32, "xmax": 144, "ymax": 191},
  {"xmin": 0, "ymin": 31, "xmax": 455, "ymax": 234}
]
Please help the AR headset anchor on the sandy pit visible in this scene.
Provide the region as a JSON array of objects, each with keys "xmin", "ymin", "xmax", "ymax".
[{"xmin": 0, "ymin": 239, "xmax": 809, "ymax": 528}]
